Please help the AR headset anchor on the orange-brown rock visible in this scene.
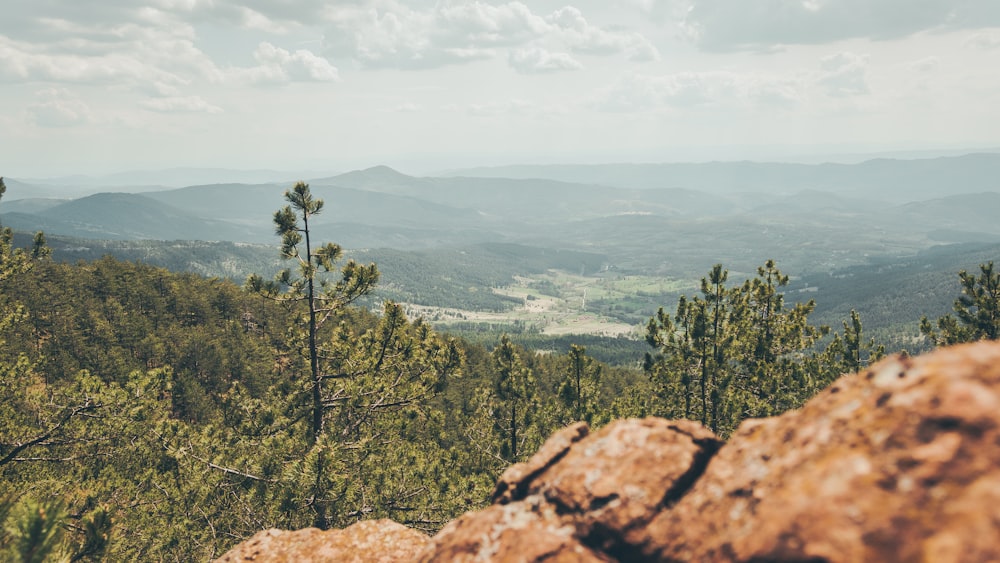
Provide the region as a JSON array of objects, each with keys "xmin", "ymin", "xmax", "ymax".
[
  {"xmin": 214, "ymin": 519, "xmax": 430, "ymax": 563},
  {"xmin": 423, "ymin": 417, "xmax": 722, "ymax": 561},
  {"xmin": 638, "ymin": 341, "xmax": 1000, "ymax": 562}
]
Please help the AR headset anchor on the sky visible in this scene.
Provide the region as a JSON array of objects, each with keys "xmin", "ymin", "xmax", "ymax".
[{"xmin": 2, "ymin": 0, "xmax": 1000, "ymax": 177}]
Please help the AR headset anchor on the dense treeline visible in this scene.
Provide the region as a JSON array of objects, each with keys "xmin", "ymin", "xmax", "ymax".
[{"xmin": 3, "ymin": 178, "xmax": 998, "ymax": 560}]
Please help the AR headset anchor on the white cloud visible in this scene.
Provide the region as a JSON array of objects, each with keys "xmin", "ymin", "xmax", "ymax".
[
  {"xmin": 679, "ymin": 0, "xmax": 1000, "ymax": 52},
  {"xmin": 0, "ymin": 35, "xmax": 183, "ymax": 85},
  {"xmin": 323, "ymin": 2, "xmax": 503, "ymax": 68},
  {"xmin": 508, "ymin": 47, "xmax": 583, "ymax": 73},
  {"xmin": 138, "ymin": 95, "xmax": 223, "ymax": 113},
  {"xmin": 244, "ymin": 42, "xmax": 340, "ymax": 84},
  {"xmin": 323, "ymin": 1, "xmax": 658, "ymax": 69},
  {"xmin": 618, "ymin": 0, "xmax": 687, "ymax": 22},
  {"xmin": 547, "ymin": 7, "xmax": 660, "ymax": 62},
  {"xmin": 24, "ymin": 88, "xmax": 93, "ymax": 127},
  {"xmin": 433, "ymin": 1, "xmax": 549, "ymax": 46},
  {"xmin": 966, "ymin": 31, "xmax": 1000, "ymax": 50},
  {"xmin": 817, "ymin": 51, "xmax": 869, "ymax": 97}
]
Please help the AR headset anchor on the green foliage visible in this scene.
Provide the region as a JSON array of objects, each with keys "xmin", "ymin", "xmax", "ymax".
[
  {"xmin": 3, "ymin": 497, "xmax": 66, "ymax": 563},
  {"xmin": 645, "ymin": 261, "xmax": 833, "ymax": 436},
  {"xmin": 247, "ymin": 181, "xmax": 380, "ymax": 443},
  {"xmin": 556, "ymin": 345, "xmax": 603, "ymax": 425},
  {"xmin": 921, "ymin": 262, "xmax": 1000, "ymax": 345},
  {"xmin": 823, "ymin": 309, "xmax": 885, "ymax": 375},
  {"xmin": 488, "ymin": 335, "xmax": 538, "ymax": 464}
]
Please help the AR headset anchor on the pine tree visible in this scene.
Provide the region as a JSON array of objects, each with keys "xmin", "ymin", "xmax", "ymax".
[
  {"xmin": 921, "ymin": 262, "xmax": 1000, "ymax": 345},
  {"xmin": 557, "ymin": 344, "xmax": 601, "ymax": 424},
  {"xmin": 246, "ymin": 182, "xmax": 379, "ymax": 443},
  {"xmin": 488, "ymin": 335, "xmax": 537, "ymax": 464},
  {"xmin": 647, "ymin": 261, "xmax": 828, "ymax": 436}
]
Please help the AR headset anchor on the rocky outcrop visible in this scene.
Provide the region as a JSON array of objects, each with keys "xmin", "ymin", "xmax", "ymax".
[
  {"xmin": 638, "ymin": 341, "xmax": 1000, "ymax": 562},
  {"xmin": 424, "ymin": 418, "xmax": 722, "ymax": 561},
  {"xmin": 214, "ymin": 519, "xmax": 430, "ymax": 562},
  {"xmin": 218, "ymin": 341, "xmax": 1000, "ymax": 562},
  {"xmin": 426, "ymin": 341, "xmax": 1000, "ymax": 562}
]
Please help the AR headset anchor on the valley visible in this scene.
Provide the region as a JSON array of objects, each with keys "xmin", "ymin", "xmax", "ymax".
[{"xmin": 4, "ymin": 153, "xmax": 1000, "ymax": 357}]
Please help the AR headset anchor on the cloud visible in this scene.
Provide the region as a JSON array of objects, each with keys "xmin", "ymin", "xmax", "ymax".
[
  {"xmin": 547, "ymin": 7, "xmax": 660, "ymax": 61},
  {"xmin": 679, "ymin": 0, "xmax": 1000, "ymax": 52},
  {"xmin": 618, "ymin": 0, "xmax": 687, "ymax": 23},
  {"xmin": 0, "ymin": 35, "xmax": 184, "ymax": 85},
  {"xmin": 966, "ymin": 31, "xmax": 1000, "ymax": 50},
  {"xmin": 323, "ymin": 1, "xmax": 658, "ymax": 69},
  {"xmin": 508, "ymin": 47, "xmax": 583, "ymax": 73},
  {"xmin": 433, "ymin": 1, "xmax": 550, "ymax": 46},
  {"xmin": 817, "ymin": 51, "xmax": 869, "ymax": 97},
  {"xmin": 24, "ymin": 88, "xmax": 93, "ymax": 127},
  {"xmin": 139, "ymin": 95, "xmax": 223, "ymax": 113},
  {"xmin": 242, "ymin": 42, "xmax": 340, "ymax": 84},
  {"xmin": 323, "ymin": 1, "xmax": 526, "ymax": 69}
]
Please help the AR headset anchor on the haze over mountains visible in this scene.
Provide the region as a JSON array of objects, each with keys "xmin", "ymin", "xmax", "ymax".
[{"xmin": 3, "ymin": 153, "xmax": 999, "ymax": 275}]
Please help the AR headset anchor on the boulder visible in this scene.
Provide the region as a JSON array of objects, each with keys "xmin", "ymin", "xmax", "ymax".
[
  {"xmin": 423, "ymin": 418, "xmax": 722, "ymax": 561},
  {"xmin": 639, "ymin": 341, "xmax": 1000, "ymax": 562},
  {"xmin": 214, "ymin": 519, "xmax": 430, "ymax": 563}
]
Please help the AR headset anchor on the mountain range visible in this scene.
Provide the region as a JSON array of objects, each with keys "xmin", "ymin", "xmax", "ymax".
[{"xmin": 3, "ymin": 153, "xmax": 999, "ymax": 277}]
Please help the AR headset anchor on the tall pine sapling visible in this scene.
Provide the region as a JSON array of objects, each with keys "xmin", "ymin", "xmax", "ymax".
[{"xmin": 246, "ymin": 182, "xmax": 379, "ymax": 443}]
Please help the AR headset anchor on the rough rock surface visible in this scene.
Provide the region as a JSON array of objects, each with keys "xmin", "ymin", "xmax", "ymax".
[
  {"xmin": 218, "ymin": 342, "xmax": 1000, "ymax": 562},
  {"xmin": 214, "ymin": 519, "xmax": 430, "ymax": 562},
  {"xmin": 424, "ymin": 418, "xmax": 722, "ymax": 561},
  {"xmin": 639, "ymin": 341, "xmax": 1000, "ymax": 562}
]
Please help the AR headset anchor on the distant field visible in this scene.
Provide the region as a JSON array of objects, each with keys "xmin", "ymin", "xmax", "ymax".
[{"xmin": 401, "ymin": 270, "xmax": 693, "ymax": 337}]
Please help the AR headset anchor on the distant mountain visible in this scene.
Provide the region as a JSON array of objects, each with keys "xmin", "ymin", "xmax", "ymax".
[
  {"xmin": 0, "ymin": 197, "xmax": 68, "ymax": 215},
  {"xmin": 4, "ymin": 192, "xmax": 257, "ymax": 241},
  {"xmin": 19, "ymin": 167, "xmax": 337, "ymax": 189},
  {"xmin": 894, "ymin": 192, "xmax": 1000, "ymax": 233},
  {"xmin": 2, "ymin": 178, "xmax": 67, "ymax": 199},
  {"xmin": 444, "ymin": 153, "xmax": 1000, "ymax": 201},
  {"xmin": 311, "ymin": 165, "xmax": 433, "ymax": 193},
  {"xmin": 144, "ymin": 182, "xmax": 487, "ymax": 232}
]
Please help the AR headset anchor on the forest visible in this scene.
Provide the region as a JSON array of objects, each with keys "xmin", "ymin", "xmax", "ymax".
[{"xmin": 1, "ymin": 180, "xmax": 998, "ymax": 560}]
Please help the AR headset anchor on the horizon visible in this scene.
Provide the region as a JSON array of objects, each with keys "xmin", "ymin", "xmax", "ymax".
[
  {"xmin": 3, "ymin": 2, "xmax": 999, "ymax": 178},
  {"xmin": 9, "ymin": 146, "xmax": 1000, "ymax": 188}
]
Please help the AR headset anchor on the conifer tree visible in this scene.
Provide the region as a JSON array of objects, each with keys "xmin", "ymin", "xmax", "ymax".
[
  {"xmin": 488, "ymin": 335, "xmax": 537, "ymax": 463},
  {"xmin": 647, "ymin": 261, "xmax": 828, "ymax": 436},
  {"xmin": 921, "ymin": 262, "xmax": 1000, "ymax": 345},
  {"xmin": 246, "ymin": 182, "xmax": 379, "ymax": 443},
  {"xmin": 557, "ymin": 344, "xmax": 601, "ymax": 424},
  {"xmin": 700, "ymin": 264, "xmax": 733, "ymax": 433}
]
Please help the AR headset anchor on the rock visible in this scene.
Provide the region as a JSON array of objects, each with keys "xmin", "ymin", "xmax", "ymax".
[
  {"xmin": 420, "ymin": 496, "xmax": 612, "ymax": 562},
  {"xmin": 423, "ymin": 417, "xmax": 722, "ymax": 561},
  {"xmin": 639, "ymin": 341, "xmax": 1000, "ymax": 562},
  {"xmin": 214, "ymin": 519, "xmax": 430, "ymax": 563}
]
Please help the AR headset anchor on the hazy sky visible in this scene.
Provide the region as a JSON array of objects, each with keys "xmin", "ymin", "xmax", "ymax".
[{"xmin": 2, "ymin": 0, "xmax": 999, "ymax": 176}]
